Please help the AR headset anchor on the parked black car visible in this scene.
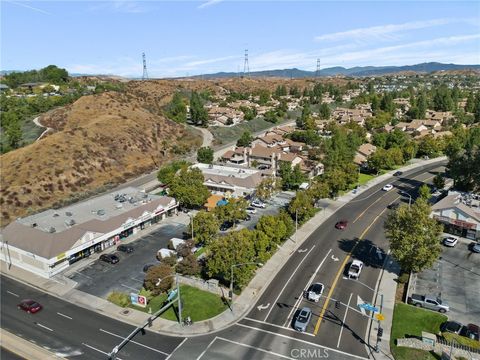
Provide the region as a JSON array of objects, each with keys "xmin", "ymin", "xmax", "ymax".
[
  {"xmin": 143, "ymin": 264, "xmax": 155, "ymax": 273},
  {"xmin": 100, "ymin": 254, "xmax": 120, "ymax": 264},
  {"xmin": 117, "ymin": 244, "xmax": 134, "ymax": 253}
]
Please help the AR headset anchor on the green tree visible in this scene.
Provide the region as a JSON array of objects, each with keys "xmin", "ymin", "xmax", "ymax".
[
  {"xmin": 465, "ymin": 92, "xmax": 475, "ymax": 113},
  {"xmin": 169, "ymin": 167, "xmax": 210, "ymax": 208},
  {"xmin": 206, "ymin": 229, "xmax": 256, "ymax": 288},
  {"xmin": 237, "ymin": 130, "xmax": 253, "ymax": 147},
  {"xmin": 157, "ymin": 160, "xmax": 190, "ymax": 185},
  {"xmin": 433, "ymin": 84, "xmax": 454, "ymax": 112},
  {"xmin": 319, "ymin": 102, "xmax": 331, "ymax": 119},
  {"xmin": 176, "ymin": 254, "xmax": 200, "ymax": 276},
  {"xmin": 418, "ymin": 184, "xmax": 432, "ymax": 200},
  {"xmin": 433, "ymin": 174, "xmax": 445, "ymax": 190},
  {"xmin": 288, "ymin": 191, "xmax": 315, "ymax": 224},
  {"xmin": 255, "ymin": 215, "xmax": 288, "ymax": 245},
  {"xmin": 197, "ymin": 146, "xmax": 214, "ymax": 164},
  {"xmin": 296, "ymin": 103, "xmax": 311, "ymax": 129},
  {"xmin": 307, "ymin": 180, "xmax": 330, "ymax": 202},
  {"xmin": 166, "ymin": 92, "xmax": 187, "ymax": 123},
  {"xmin": 214, "ymin": 198, "xmax": 248, "ymax": 225},
  {"xmin": 279, "ymin": 162, "xmax": 307, "ymax": 190},
  {"xmin": 190, "ymin": 91, "xmax": 208, "ymax": 126},
  {"xmin": 144, "ymin": 264, "xmax": 174, "ymax": 295},
  {"xmin": 258, "ymin": 89, "xmax": 271, "ymax": 105},
  {"xmin": 385, "ymin": 198, "xmax": 443, "ymax": 273},
  {"xmin": 264, "ymin": 109, "xmax": 279, "ymax": 123},
  {"xmin": 4, "ymin": 121, "xmax": 22, "ymax": 149},
  {"xmin": 255, "ymin": 177, "xmax": 280, "ymax": 200},
  {"xmin": 190, "ymin": 211, "xmax": 219, "ymax": 246},
  {"xmin": 448, "ymin": 147, "xmax": 480, "ymax": 192}
]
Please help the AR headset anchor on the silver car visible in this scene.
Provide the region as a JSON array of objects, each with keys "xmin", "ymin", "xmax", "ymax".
[{"xmin": 294, "ymin": 307, "xmax": 312, "ymax": 332}]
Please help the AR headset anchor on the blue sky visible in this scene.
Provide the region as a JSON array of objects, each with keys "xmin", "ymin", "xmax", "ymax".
[{"xmin": 1, "ymin": 1, "xmax": 479, "ymax": 77}]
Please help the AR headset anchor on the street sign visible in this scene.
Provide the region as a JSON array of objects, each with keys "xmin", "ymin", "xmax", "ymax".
[
  {"xmin": 358, "ymin": 303, "xmax": 379, "ymax": 313},
  {"xmin": 130, "ymin": 293, "xmax": 147, "ymax": 308},
  {"xmin": 375, "ymin": 313, "xmax": 385, "ymax": 321},
  {"xmin": 167, "ymin": 289, "xmax": 178, "ymax": 301}
]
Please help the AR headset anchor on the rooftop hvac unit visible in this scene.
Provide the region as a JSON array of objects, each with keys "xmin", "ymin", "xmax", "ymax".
[
  {"xmin": 65, "ymin": 212, "xmax": 73, "ymax": 217},
  {"xmin": 65, "ymin": 219, "xmax": 75, "ymax": 226},
  {"xmin": 48, "ymin": 227, "xmax": 56, "ymax": 233},
  {"xmin": 97, "ymin": 209, "xmax": 106, "ymax": 216}
]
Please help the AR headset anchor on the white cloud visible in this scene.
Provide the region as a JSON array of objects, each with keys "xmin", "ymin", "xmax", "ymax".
[
  {"xmin": 198, "ymin": 0, "xmax": 223, "ymax": 9},
  {"xmin": 314, "ymin": 18, "xmax": 458, "ymax": 42}
]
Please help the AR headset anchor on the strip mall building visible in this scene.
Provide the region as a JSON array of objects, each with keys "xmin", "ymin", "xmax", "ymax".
[{"xmin": 0, "ymin": 187, "xmax": 178, "ymax": 278}]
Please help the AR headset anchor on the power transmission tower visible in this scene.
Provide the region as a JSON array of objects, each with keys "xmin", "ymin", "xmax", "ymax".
[
  {"xmin": 316, "ymin": 58, "xmax": 321, "ymax": 78},
  {"xmin": 243, "ymin": 49, "xmax": 250, "ymax": 78},
  {"xmin": 142, "ymin": 52, "xmax": 148, "ymax": 80}
]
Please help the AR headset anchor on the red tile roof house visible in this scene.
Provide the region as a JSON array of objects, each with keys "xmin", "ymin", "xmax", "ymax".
[
  {"xmin": 0, "ymin": 189, "xmax": 178, "ymax": 278},
  {"xmin": 354, "ymin": 143, "xmax": 377, "ymax": 166}
]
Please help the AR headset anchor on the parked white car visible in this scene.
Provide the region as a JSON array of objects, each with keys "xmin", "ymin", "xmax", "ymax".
[
  {"xmin": 382, "ymin": 184, "xmax": 394, "ymax": 191},
  {"xmin": 443, "ymin": 236, "xmax": 458, "ymax": 247},
  {"xmin": 251, "ymin": 200, "xmax": 266, "ymax": 208}
]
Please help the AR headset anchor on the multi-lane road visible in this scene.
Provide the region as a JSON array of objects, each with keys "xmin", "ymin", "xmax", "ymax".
[{"xmin": 0, "ymin": 162, "xmax": 444, "ymax": 359}]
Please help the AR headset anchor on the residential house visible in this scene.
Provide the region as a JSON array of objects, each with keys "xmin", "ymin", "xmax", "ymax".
[{"xmin": 354, "ymin": 143, "xmax": 377, "ymax": 167}]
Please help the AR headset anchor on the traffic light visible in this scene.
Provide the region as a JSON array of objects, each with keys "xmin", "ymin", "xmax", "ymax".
[
  {"xmin": 335, "ymin": 301, "xmax": 340, "ymax": 309},
  {"xmin": 377, "ymin": 327, "xmax": 383, "ymax": 338}
]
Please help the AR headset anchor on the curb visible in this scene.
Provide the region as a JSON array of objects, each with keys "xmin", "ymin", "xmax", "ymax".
[{"xmin": 0, "ymin": 329, "xmax": 62, "ymax": 359}]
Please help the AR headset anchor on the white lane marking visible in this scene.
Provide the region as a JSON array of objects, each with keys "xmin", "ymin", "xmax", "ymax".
[
  {"xmin": 82, "ymin": 343, "xmax": 124, "ymax": 360},
  {"xmin": 216, "ymin": 336, "xmax": 294, "ymax": 359},
  {"xmin": 244, "ymin": 317, "xmax": 315, "ymax": 337},
  {"xmin": 120, "ymin": 284, "xmax": 139, "ymax": 292},
  {"xmin": 99, "ymin": 328, "xmax": 169, "ymax": 355},
  {"xmin": 257, "ymin": 303, "xmax": 270, "ymax": 311},
  {"xmin": 236, "ymin": 322, "xmax": 369, "ymax": 360},
  {"xmin": 357, "ymin": 295, "xmax": 366, "ymax": 316},
  {"xmin": 196, "ymin": 337, "xmax": 217, "ymax": 360},
  {"xmin": 165, "ymin": 338, "xmax": 188, "ymax": 360},
  {"xmin": 263, "ymin": 245, "xmax": 316, "ymax": 322},
  {"xmin": 297, "ymin": 248, "xmax": 308, "ymax": 253},
  {"xmin": 337, "ymin": 293, "xmax": 353, "ymax": 348},
  {"xmin": 7, "ymin": 291, "xmax": 19, "ymax": 297},
  {"xmin": 331, "ymin": 254, "xmax": 339, "ymax": 262},
  {"xmin": 283, "ymin": 249, "xmax": 332, "ymax": 327},
  {"xmin": 57, "ymin": 312, "xmax": 72, "ymax": 320},
  {"xmin": 36, "ymin": 323, "xmax": 53, "ymax": 332}
]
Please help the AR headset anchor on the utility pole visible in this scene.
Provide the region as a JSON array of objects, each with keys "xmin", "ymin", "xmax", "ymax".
[
  {"xmin": 243, "ymin": 49, "xmax": 250, "ymax": 78},
  {"xmin": 142, "ymin": 52, "xmax": 148, "ymax": 80}
]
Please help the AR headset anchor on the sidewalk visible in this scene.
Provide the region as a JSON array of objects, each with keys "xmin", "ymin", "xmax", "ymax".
[{"xmin": 0, "ymin": 157, "xmax": 447, "ymax": 354}]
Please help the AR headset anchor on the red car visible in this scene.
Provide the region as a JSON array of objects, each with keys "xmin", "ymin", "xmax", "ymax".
[
  {"xmin": 335, "ymin": 220, "xmax": 348, "ymax": 230},
  {"xmin": 18, "ymin": 299, "xmax": 43, "ymax": 314}
]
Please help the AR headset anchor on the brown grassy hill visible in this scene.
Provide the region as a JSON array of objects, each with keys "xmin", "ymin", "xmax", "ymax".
[{"xmin": 0, "ymin": 88, "xmax": 201, "ymax": 227}]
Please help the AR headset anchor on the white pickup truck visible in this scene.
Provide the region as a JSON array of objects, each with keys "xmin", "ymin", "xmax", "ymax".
[{"xmin": 409, "ymin": 294, "xmax": 449, "ymax": 313}]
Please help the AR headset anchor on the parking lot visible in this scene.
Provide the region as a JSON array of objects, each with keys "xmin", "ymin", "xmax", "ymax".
[
  {"xmin": 410, "ymin": 236, "xmax": 480, "ymax": 325},
  {"xmin": 67, "ymin": 221, "xmax": 186, "ymax": 298},
  {"xmin": 66, "ymin": 191, "xmax": 295, "ymax": 299}
]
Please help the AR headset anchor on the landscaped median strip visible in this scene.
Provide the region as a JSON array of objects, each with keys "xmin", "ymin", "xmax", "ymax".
[{"xmin": 314, "ymin": 208, "xmax": 387, "ymax": 335}]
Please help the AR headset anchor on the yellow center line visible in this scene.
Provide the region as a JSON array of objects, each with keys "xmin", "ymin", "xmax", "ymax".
[
  {"xmin": 352, "ymin": 196, "xmax": 383, "ymax": 223},
  {"xmin": 313, "ymin": 208, "xmax": 387, "ymax": 335}
]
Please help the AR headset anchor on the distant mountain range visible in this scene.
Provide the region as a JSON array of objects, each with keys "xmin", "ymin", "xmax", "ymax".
[
  {"xmin": 191, "ymin": 62, "xmax": 480, "ymax": 79},
  {"xmin": 2, "ymin": 62, "xmax": 479, "ymax": 79}
]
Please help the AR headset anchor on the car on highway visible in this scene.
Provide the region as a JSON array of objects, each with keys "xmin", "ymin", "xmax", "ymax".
[
  {"xmin": 443, "ymin": 236, "xmax": 458, "ymax": 247},
  {"xmin": 441, "ymin": 321, "xmax": 463, "ymax": 334},
  {"xmin": 306, "ymin": 283, "xmax": 324, "ymax": 302},
  {"xmin": 382, "ymin": 184, "xmax": 394, "ymax": 191},
  {"xmin": 394, "ymin": 171, "xmax": 403, "ymax": 176},
  {"xmin": 17, "ymin": 299, "xmax": 42, "ymax": 314},
  {"xmin": 100, "ymin": 253, "xmax": 120, "ymax": 264},
  {"xmin": 460, "ymin": 323, "xmax": 480, "ymax": 341},
  {"xmin": 387, "ymin": 202, "xmax": 400, "ymax": 210},
  {"xmin": 348, "ymin": 260, "xmax": 363, "ymax": 279},
  {"xmin": 471, "ymin": 243, "xmax": 480, "ymax": 253},
  {"xmin": 335, "ymin": 220, "xmax": 348, "ymax": 230},
  {"xmin": 294, "ymin": 307, "xmax": 312, "ymax": 332},
  {"xmin": 251, "ymin": 200, "xmax": 266, "ymax": 208},
  {"xmin": 117, "ymin": 244, "xmax": 134, "ymax": 253},
  {"xmin": 246, "ymin": 207, "xmax": 257, "ymax": 214}
]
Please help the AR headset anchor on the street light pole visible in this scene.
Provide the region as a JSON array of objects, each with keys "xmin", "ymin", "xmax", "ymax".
[
  {"xmin": 229, "ymin": 262, "xmax": 263, "ymax": 312},
  {"xmin": 401, "ymin": 191, "xmax": 412, "ymax": 208}
]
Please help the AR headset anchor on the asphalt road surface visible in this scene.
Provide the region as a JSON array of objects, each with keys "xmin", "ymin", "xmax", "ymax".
[
  {"xmin": 0, "ymin": 276, "xmax": 184, "ymax": 360},
  {"xmin": 1, "ymin": 163, "xmax": 445, "ymax": 360}
]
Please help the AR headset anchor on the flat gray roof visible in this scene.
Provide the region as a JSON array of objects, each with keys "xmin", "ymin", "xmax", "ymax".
[{"xmin": 17, "ymin": 187, "xmax": 163, "ymax": 235}]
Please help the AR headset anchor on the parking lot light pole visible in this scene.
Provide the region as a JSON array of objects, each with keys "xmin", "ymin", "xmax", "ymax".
[{"xmin": 229, "ymin": 262, "xmax": 263, "ymax": 312}]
